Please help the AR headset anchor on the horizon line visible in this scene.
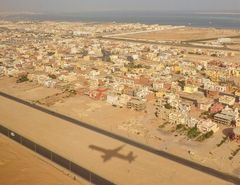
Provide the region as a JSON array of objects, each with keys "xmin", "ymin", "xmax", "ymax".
[{"xmin": 1, "ymin": 9, "xmax": 240, "ymax": 15}]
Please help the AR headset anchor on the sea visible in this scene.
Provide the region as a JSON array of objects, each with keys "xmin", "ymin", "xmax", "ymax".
[{"xmin": 1, "ymin": 11, "xmax": 240, "ymax": 29}]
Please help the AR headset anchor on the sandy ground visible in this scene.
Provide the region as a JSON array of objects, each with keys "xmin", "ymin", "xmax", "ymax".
[
  {"xmin": 0, "ymin": 77, "xmax": 60, "ymax": 101},
  {"xmin": 0, "ymin": 92, "xmax": 236, "ymax": 185},
  {"xmin": 0, "ymin": 77, "xmax": 239, "ymax": 180},
  {"xmin": 52, "ymin": 96, "xmax": 142, "ymax": 130},
  {"xmin": 0, "ymin": 134, "xmax": 85, "ymax": 185},
  {"xmin": 36, "ymin": 94, "xmax": 240, "ymax": 179},
  {"xmin": 119, "ymin": 27, "xmax": 239, "ymax": 42}
]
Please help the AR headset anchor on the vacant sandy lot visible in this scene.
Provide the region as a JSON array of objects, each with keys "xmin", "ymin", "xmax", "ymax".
[
  {"xmin": 0, "ymin": 77, "xmax": 60, "ymax": 101},
  {"xmin": 0, "ymin": 134, "xmax": 85, "ymax": 185},
  {"xmin": 52, "ymin": 95, "xmax": 142, "ymax": 129},
  {"xmin": 119, "ymin": 27, "xmax": 239, "ymax": 42}
]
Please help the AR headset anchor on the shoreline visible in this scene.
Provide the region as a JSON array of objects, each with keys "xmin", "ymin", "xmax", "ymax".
[
  {"xmin": 0, "ymin": 19, "xmax": 239, "ymax": 30},
  {"xmin": 0, "ymin": 11, "xmax": 240, "ymax": 29}
]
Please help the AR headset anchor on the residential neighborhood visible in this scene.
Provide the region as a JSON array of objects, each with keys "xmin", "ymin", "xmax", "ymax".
[{"xmin": 0, "ymin": 21, "xmax": 240, "ymax": 139}]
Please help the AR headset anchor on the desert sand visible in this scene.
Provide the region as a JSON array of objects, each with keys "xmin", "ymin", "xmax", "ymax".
[
  {"xmin": 0, "ymin": 134, "xmax": 85, "ymax": 185},
  {"xmin": 119, "ymin": 27, "xmax": 239, "ymax": 42},
  {"xmin": 0, "ymin": 93, "xmax": 235, "ymax": 185}
]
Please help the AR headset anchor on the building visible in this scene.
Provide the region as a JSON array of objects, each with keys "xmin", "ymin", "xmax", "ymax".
[
  {"xmin": 187, "ymin": 117, "xmax": 199, "ymax": 128},
  {"xmin": 197, "ymin": 119, "xmax": 219, "ymax": 133},
  {"xmin": 221, "ymin": 108, "xmax": 239, "ymax": 121},
  {"xmin": 107, "ymin": 93, "xmax": 119, "ymax": 106},
  {"xmin": 235, "ymin": 90, "xmax": 240, "ymax": 103},
  {"xmin": 89, "ymin": 88, "xmax": 108, "ymax": 100},
  {"xmin": 219, "ymin": 95, "xmax": 235, "ymax": 106},
  {"xmin": 214, "ymin": 113, "xmax": 232, "ymax": 125},
  {"xmin": 179, "ymin": 100, "xmax": 193, "ymax": 112},
  {"xmin": 183, "ymin": 85, "xmax": 198, "ymax": 94},
  {"xmin": 213, "ymin": 108, "xmax": 239, "ymax": 125},
  {"xmin": 127, "ymin": 99, "xmax": 146, "ymax": 111},
  {"xmin": 204, "ymin": 82, "xmax": 226, "ymax": 93},
  {"xmin": 236, "ymin": 119, "xmax": 240, "ymax": 127},
  {"xmin": 118, "ymin": 94, "xmax": 132, "ymax": 107},
  {"xmin": 198, "ymin": 99, "xmax": 213, "ymax": 111},
  {"xmin": 44, "ymin": 79, "xmax": 57, "ymax": 88},
  {"xmin": 210, "ymin": 103, "xmax": 224, "ymax": 114},
  {"xmin": 218, "ymin": 38, "xmax": 232, "ymax": 44},
  {"xmin": 152, "ymin": 82, "xmax": 164, "ymax": 91},
  {"xmin": 169, "ymin": 112, "xmax": 186, "ymax": 125}
]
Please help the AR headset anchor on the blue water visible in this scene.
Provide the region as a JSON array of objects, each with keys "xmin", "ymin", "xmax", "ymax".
[{"xmin": 1, "ymin": 11, "xmax": 240, "ymax": 29}]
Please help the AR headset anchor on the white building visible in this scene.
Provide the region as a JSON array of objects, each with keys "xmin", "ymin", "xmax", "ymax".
[
  {"xmin": 107, "ymin": 93, "xmax": 119, "ymax": 106},
  {"xmin": 197, "ymin": 119, "xmax": 219, "ymax": 133},
  {"xmin": 219, "ymin": 95, "xmax": 236, "ymax": 106}
]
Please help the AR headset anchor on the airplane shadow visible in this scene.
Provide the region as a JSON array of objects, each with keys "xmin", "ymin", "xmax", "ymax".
[{"xmin": 89, "ymin": 144, "xmax": 137, "ymax": 163}]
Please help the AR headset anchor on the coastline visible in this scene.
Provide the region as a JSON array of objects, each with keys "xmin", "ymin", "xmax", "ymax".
[{"xmin": 0, "ymin": 11, "xmax": 240, "ymax": 29}]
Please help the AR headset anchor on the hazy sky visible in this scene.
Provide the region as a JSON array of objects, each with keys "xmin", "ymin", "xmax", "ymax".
[{"xmin": 1, "ymin": 0, "xmax": 240, "ymax": 13}]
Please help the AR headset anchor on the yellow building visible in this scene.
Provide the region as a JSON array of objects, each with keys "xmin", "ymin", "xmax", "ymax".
[
  {"xmin": 173, "ymin": 65, "xmax": 182, "ymax": 73},
  {"xmin": 233, "ymin": 69, "xmax": 240, "ymax": 77},
  {"xmin": 120, "ymin": 67, "xmax": 128, "ymax": 73},
  {"xmin": 184, "ymin": 85, "xmax": 198, "ymax": 94},
  {"xmin": 156, "ymin": 91, "xmax": 165, "ymax": 98}
]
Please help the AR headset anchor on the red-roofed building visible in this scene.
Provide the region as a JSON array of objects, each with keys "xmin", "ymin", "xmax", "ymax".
[
  {"xmin": 210, "ymin": 103, "xmax": 224, "ymax": 114},
  {"xmin": 206, "ymin": 90, "xmax": 219, "ymax": 98},
  {"xmin": 164, "ymin": 83, "xmax": 172, "ymax": 91},
  {"xmin": 89, "ymin": 88, "xmax": 108, "ymax": 100},
  {"xmin": 134, "ymin": 76, "xmax": 152, "ymax": 86}
]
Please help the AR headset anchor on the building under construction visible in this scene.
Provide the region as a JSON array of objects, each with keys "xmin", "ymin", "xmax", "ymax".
[{"xmin": 127, "ymin": 99, "xmax": 146, "ymax": 111}]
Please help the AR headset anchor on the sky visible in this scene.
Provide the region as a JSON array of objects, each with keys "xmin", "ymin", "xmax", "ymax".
[{"xmin": 0, "ymin": 0, "xmax": 240, "ymax": 13}]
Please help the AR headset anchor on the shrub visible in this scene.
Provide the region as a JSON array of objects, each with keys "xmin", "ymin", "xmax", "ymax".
[
  {"xmin": 164, "ymin": 103, "xmax": 172, "ymax": 109},
  {"xmin": 16, "ymin": 75, "xmax": 29, "ymax": 83},
  {"xmin": 48, "ymin": 74, "xmax": 57, "ymax": 79},
  {"xmin": 187, "ymin": 126, "xmax": 201, "ymax": 139},
  {"xmin": 197, "ymin": 131, "xmax": 214, "ymax": 142},
  {"xmin": 176, "ymin": 124, "xmax": 184, "ymax": 130},
  {"xmin": 217, "ymin": 136, "xmax": 228, "ymax": 147},
  {"xmin": 205, "ymin": 130, "xmax": 214, "ymax": 138}
]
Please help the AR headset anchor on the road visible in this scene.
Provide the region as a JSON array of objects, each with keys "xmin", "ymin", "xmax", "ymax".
[
  {"xmin": 102, "ymin": 26, "xmax": 184, "ymax": 38},
  {"xmin": 0, "ymin": 91, "xmax": 239, "ymax": 185},
  {"xmin": 99, "ymin": 36, "xmax": 240, "ymax": 52}
]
